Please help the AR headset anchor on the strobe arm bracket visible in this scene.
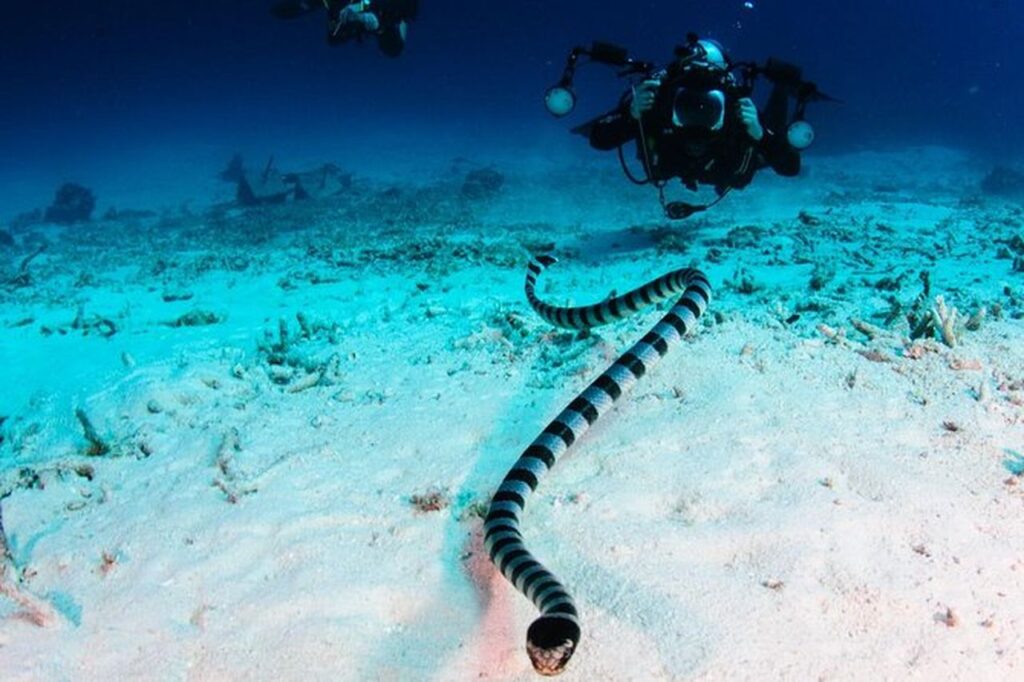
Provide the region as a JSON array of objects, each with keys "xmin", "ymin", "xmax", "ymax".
[{"xmin": 544, "ymin": 42, "xmax": 654, "ymax": 117}]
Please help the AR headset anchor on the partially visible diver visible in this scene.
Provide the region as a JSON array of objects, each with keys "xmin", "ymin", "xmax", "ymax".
[
  {"xmin": 545, "ymin": 36, "xmax": 833, "ymax": 219},
  {"xmin": 271, "ymin": 0, "xmax": 418, "ymax": 57}
]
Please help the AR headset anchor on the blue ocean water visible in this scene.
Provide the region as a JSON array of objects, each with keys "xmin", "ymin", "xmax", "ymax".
[{"xmin": 1, "ymin": 0, "xmax": 1021, "ymax": 215}]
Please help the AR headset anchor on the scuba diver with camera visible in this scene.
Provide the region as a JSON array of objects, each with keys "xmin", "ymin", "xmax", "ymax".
[
  {"xmin": 271, "ymin": 0, "xmax": 418, "ymax": 57},
  {"xmin": 545, "ymin": 36, "xmax": 834, "ymax": 219}
]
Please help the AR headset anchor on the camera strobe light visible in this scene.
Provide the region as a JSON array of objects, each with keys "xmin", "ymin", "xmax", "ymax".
[
  {"xmin": 544, "ymin": 86, "xmax": 577, "ymax": 118},
  {"xmin": 786, "ymin": 120, "xmax": 815, "ymax": 150}
]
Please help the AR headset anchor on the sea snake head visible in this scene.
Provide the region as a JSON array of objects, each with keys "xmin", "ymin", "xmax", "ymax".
[{"xmin": 526, "ymin": 615, "xmax": 581, "ymax": 676}]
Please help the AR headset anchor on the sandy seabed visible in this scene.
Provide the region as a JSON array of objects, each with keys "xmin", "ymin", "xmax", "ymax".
[{"xmin": 1, "ymin": 146, "xmax": 1023, "ymax": 680}]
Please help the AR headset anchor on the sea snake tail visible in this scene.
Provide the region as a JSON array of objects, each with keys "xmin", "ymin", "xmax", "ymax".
[
  {"xmin": 485, "ymin": 255, "xmax": 712, "ymax": 675},
  {"xmin": 525, "ymin": 254, "xmax": 702, "ymax": 331}
]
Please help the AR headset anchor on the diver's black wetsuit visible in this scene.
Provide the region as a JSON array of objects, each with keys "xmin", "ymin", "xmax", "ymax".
[
  {"xmin": 589, "ymin": 82, "xmax": 800, "ymax": 195},
  {"xmin": 325, "ymin": 0, "xmax": 418, "ymax": 57},
  {"xmin": 272, "ymin": 0, "xmax": 417, "ymax": 57}
]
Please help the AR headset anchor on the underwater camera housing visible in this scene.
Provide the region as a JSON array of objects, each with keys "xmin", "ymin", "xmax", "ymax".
[
  {"xmin": 658, "ymin": 41, "xmax": 751, "ymax": 132},
  {"xmin": 544, "ymin": 35, "xmax": 835, "ymax": 218}
]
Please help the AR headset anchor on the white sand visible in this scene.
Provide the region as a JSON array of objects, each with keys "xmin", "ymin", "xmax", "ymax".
[{"xmin": 1, "ymin": 146, "xmax": 1023, "ymax": 680}]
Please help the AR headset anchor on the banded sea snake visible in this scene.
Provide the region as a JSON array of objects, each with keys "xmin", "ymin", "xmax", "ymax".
[{"xmin": 484, "ymin": 254, "xmax": 712, "ymax": 675}]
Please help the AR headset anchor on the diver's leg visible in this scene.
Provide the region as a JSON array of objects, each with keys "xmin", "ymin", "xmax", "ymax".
[{"xmin": 377, "ymin": 24, "xmax": 406, "ymax": 56}]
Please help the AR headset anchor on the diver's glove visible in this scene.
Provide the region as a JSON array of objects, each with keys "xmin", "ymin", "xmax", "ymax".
[
  {"xmin": 358, "ymin": 11, "xmax": 380, "ymax": 31},
  {"xmin": 629, "ymin": 79, "xmax": 661, "ymax": 120},
  {"xmin": 738, "ymin": 97, "xmax": 764, "ymax": 142}
]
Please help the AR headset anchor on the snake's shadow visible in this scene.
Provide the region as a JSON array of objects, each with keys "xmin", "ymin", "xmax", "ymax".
[
  {"xmin": 564, "ymin": 224, "xmax": 711, "ymax": 267},
  {"xmin": 357, "ymin": 370, "xmax": 560, "ymax": 678}
]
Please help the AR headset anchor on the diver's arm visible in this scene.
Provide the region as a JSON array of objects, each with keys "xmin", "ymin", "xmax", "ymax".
[
  {"xmin": 737, "ymin": 98, "xmax": 764, "ymax": 142},
  {"xmin": 762, "ymin": 129, "xmax": 801, "ymax": 176},
  {"xmin": 589, "ymin": 80, "xmax": 661, "ymax": 151},
  {"xmin": 760, "ymin": 83, "xmax": 801, "ymax": 176},
  {"xmin": 588, "ymin": 88, "xmax": 645, "ymax": 151},
  {"xmin": 588, "ymin": 108, "xmax": 638, "ymax": 151}
]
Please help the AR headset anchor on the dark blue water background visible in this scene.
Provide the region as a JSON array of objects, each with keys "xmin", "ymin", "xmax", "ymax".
[{"xmin": 1, "ymin": 1, "xmax": 1020, "ymax": 212}]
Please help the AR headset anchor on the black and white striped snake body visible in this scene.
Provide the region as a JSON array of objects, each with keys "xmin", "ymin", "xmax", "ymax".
[{"xmin": 484, "ymin": 254, "xmax": 712, "ymax": 675}]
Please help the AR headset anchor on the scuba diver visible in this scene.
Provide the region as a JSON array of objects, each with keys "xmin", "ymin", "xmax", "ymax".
[
  {"xmin": 544, "ymin": 36, "xmax": 832, "ymax": 219},
  {"xmin": 271, "ymin": 0, "xmax": 418, "ymax": 57}
]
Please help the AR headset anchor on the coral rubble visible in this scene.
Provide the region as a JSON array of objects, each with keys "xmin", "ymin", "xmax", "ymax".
[{"xmin": 44, "ymin": 182, "xmax": 96, "ymax": 225}]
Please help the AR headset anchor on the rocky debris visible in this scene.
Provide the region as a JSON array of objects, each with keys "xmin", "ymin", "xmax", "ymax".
[
  {"xmin": 222, "ymin": 155, "xmax": 352, "ymax": 207},
  {"xmin": 235, "ymin": 157, "xmax": 294, "ymax": 207},
  {"xmin": 10, "ymin": 209, "xmax": 43, "ymax": 231},
  {"xmin": 44, "ymin": 183, "xmax": 96, "ymax": 225},
  {"xmin": 168, "ymin": 310, "xmax": 224, "ymax": 328},
  {"xmin": 981, "ymin": 166, "xmax": 1024, "ymax": 197},
  {"xmin": 256, "ymin": 313, "xmax": 343, "ymax": 393},
  {"xmin": 282, "ymin": 163, "xmax": 352, "ymax": 201},
  {"xmin": 219, "ymin": 153, "xmax": 246, "ymax": 183},
  {"xmin": 102, "ymin": 207, "xmax": 157, "ymax": 222},
  {"xmin": 461, "ymin": 168, "xmax": 504, "ymax": 200}
]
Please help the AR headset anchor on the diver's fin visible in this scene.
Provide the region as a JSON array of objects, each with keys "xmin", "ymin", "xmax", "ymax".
[
  {"xmin": 271, "ymin": 0, "xmax": 323, "ymax": 20},
  {"xmin": 808, "ymin": 88, "xmax": 842, "ymax": 104},
  {"xmin": 799, "ymin": 82, "xmax": 842, "ymax": 105}
]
